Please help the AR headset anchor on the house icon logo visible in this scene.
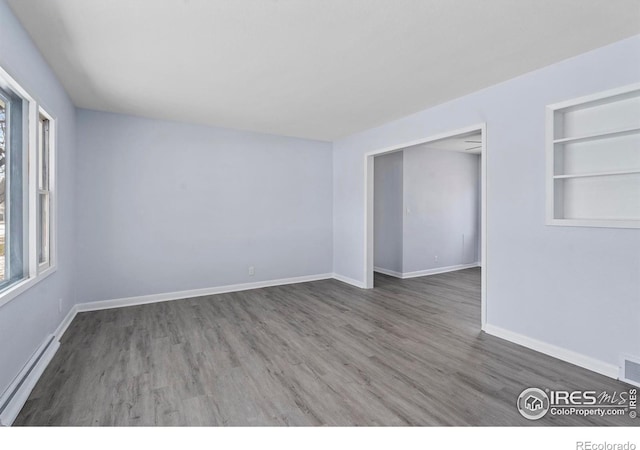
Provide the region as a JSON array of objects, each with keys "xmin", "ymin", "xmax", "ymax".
[
  {"xmin": 525, "ymin": 395, "xmax": 543, "ymax": 411},
  {"xmin": 517, "ymin": 388, "xmax": 550, "ymax": 420}
]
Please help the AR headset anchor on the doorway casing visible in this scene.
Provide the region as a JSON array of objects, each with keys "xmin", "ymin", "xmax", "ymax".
[{"xmin": 363, "ymin": 123, "xmax": 488, "ymax": 328}]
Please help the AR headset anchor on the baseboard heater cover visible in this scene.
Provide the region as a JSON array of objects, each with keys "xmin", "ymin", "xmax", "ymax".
[{"xmin": 0, "ymin": 334, "xmax": 60, "ymax": 426}]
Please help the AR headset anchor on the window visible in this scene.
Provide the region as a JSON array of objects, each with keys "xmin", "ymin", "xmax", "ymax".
[
  {"xmin": 0, "ymin": 85, "xmax": 26, "ymax": 288},
  {"xmin": 38, "ymin": 112, "xmax": 51, "ymax": 268},
  {"xmin": 0, "ymin": 93, "xmax": 6, "ymax": 281},
  {"xmin": 0, "ymin": 65, "xmax": 56, "ymax": 306}
]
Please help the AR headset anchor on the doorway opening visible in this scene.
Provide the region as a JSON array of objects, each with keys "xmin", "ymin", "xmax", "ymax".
[{"xmin": 364, "ymin": 124, "xmax": 487, "ymax": 328}]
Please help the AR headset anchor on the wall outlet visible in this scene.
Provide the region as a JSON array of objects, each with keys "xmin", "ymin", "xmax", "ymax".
[
  {"xmin": 434, "ymin": 255, "xmax": 438, "ymax": 262},
  {"xmin": 58, "ymin": 298, "xmax": 62, "ymax": 313},
  {"xmin": 248, "ymin": 266, "xmax": 255, "ymax": 276}
]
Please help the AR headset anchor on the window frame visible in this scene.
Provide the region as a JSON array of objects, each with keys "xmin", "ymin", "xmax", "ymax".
[
  {"xmin": 0, "ymin": 65, "xmax": 57, "ymax": 309},
  {"xmin": 36, "ymin": 108, "xmax": 55, "ymax": 272}
]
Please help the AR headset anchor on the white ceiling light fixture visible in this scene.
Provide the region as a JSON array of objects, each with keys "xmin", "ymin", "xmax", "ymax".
[{"xmin": 464, "ymin": 140, "xmax": 482, "ymax": 152}]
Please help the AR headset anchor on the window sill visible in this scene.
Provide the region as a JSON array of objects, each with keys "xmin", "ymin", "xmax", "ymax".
[{"xmin": 0, "ymin": 266, "xmax": 57, "ymax": 309}]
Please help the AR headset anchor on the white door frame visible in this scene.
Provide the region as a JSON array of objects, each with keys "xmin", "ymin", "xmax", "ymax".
[{"xmin": 364, "ymin": 123, "xmax": 488, "ymax": 328}]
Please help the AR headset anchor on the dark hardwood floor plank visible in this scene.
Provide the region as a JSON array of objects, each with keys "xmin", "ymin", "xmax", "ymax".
[{"xmin": 13, "ymin": 268, "xmax": 637, "ymax": 426}]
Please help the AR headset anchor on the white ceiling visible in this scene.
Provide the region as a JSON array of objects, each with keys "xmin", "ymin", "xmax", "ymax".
[{"xmin": 7, "ymin": 1, "xmax": 640, "ymax": 141}]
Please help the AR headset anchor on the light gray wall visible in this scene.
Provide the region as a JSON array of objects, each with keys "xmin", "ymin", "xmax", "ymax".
[
  {"xmin": 374, "ymin": 148, "xmax": 480, "ymax": 275},
  {"xmin": 333, "ymin": 35, "xmax": 640, "ymax": 368},
  {"xmin": 402, "ymin": 148, "xmax": 480, "ymax": 273},
  {"xmin": 75, "ymin": 110, "xmax": 333, "ymax": 303},
  {"xmin": 373, "ymin": 151, "xmax": 403, "ymax": 273},
  {"xmin": 1, "ymin": 0, "xmax": 638, "ymax": 400},
  {"xmin": 0, "ymin": 0, "xmax": 76, "ymax": 396}
]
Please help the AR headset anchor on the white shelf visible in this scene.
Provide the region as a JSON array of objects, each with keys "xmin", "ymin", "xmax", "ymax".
[
  {"xmin": 546, "ymin": 83, "xmax": 640, "ymax": 229},
  {"xmin": 553, "ymin": 126, "xmax": 640, "ymax": 145},
  {"xmin": 547, "ymin": 218, "xmax": 640, "ymax": 229},
  {"xmin": 553, "ymin": 169, "xmax": 640, "ymax": 179}
]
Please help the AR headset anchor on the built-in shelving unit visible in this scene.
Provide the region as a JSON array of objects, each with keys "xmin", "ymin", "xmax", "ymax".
[{"xmin": 546, "ymin": 83, "xmax": 640, "ymax": 228}]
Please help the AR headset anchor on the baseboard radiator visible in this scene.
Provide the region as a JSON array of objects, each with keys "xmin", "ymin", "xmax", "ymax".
[{"xmin": 0, "ymin": 334, "xmax": 60, "ymax": 426}]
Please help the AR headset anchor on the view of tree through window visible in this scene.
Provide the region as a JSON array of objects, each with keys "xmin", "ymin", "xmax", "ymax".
[
  {"xmin": 0, "ymin": 73, "xmax": 39, "ymax": 295},
  {"xmin": 0, "ymin": 97, "xmax": 5, "ymax": 281}
]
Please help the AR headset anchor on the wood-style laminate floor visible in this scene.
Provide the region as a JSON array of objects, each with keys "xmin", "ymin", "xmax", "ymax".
[{"xmin": 15, "ymin": 268, "xmax": 637, "ymax": 426}]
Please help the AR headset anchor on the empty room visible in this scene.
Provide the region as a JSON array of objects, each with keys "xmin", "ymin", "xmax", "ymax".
[{"xmin": 1, "ymin": 0, "xmax": 639, "ymax": 446}]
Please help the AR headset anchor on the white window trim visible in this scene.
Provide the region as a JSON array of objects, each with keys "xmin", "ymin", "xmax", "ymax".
[
  {"xmin": 0, "ymin": 65, "xmax": 57, "ymax": 309},
  {"xmin": 36, "ymin": 107, "xmax": 55, "ymax": 273}
]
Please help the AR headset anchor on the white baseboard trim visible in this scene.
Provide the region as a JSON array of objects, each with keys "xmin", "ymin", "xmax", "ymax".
[
  {"xmin": 332, "ymin": 273, "xmax": 367, "ymax": 288},
  {"xmin": 340, "ymin": 264, "xmax": 480, "ymax": 285},
  {"xmin": 0, "ymin": 334, "xmax": 60, "ymax": 426},
  {"xmin": 76, "ymin": 273, "xmax": 334, "ymax": 313},
  {"xmin": 1, "ymin": 272, "xmax": 339, "ymax": 426},
  {"xmin": 483, "ymin": 323, "xmax": 619, "ymax": 380},
  {"xmin": 373, "ymin": 262, "xmax": 480, "ymax": 280},
  {"xmin": 54, "ymin": 305, "xmax": 78, "ymax": 342},
  {"xmin": 402, "ymin": 262, "xmax": 480, "ymax": 279},
  {"xmin": 373, "ymin": 267, "xmax": 403, "ymax": 278}
]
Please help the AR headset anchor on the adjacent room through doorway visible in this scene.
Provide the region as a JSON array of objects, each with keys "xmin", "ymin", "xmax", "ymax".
[{"xmin": 367, "ymin": 127, "xmax": 486, "ymax": 328}]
